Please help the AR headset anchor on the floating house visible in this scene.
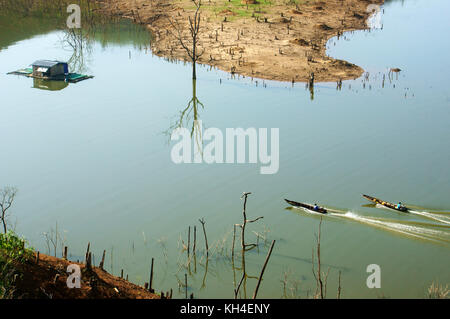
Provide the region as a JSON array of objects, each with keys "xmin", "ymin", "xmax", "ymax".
[
  {"xmin": 7, "ymin": 60, "xmax": 93, "ymax": 84},
  {"xmin": 31, "ymin": 60, "xmax": 68, "ymax": 79}
]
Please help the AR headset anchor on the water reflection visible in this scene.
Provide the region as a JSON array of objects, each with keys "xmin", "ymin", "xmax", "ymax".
[
  {"xmin": 2, "ymin": 1, "xmax": 152, "ymax": 90},
  {"xmin": 59, "ymin": 15, "xmax": 152, "ymax": 74},
  {"xmin": 167, "ymin": 78, "xmax": 205, "ymax": 157},
  {"xmin": 61, "ymin": 28, "xmax": 93, "ymax": 74},
  {"xmin": 33, "ymin": 78, "xmax": 68, "ymax": 91}
]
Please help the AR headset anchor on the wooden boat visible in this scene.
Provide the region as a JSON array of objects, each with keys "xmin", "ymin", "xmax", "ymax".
[
  {"xmin": 284, "ymin": 199, "xmax": 328, "ymax": 214},
  {"xmin": 362, "ymin": 194, "xmax": 409, "ymax": 212}
]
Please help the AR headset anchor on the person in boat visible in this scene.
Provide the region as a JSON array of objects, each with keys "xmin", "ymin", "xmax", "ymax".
[
  {"xmin": 314, "ymin": 203, "xmax": 319, "ymax": 211},
  {"xmin": 397, "ymin": 202, "xmax": 403, "ymax": 210}
]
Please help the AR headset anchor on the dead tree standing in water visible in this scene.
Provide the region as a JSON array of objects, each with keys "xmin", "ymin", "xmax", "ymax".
[{"xmin": 169, "ymin": 0, "xmax": 204, "ymax": 80}]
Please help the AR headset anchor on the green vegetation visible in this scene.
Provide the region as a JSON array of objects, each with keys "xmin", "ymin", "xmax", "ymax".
[
  {"xmin": 198, "ymin": 0, "xmax": 274, "ymax": 21},
  {"xmin": 0, "ymin": 232, "xmax": 34, "ymax": 298},
  {"xmin": 0, "ymin": 0, "xmax": 101, "ymax": 50},
  {"xmin": 199, "ymin": 0, "xmax": 319, "ymax": 21}
]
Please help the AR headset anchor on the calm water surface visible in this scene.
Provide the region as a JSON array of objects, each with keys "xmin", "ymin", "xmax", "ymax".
[{"xmin": 0, "ymin": 0, "xmax": 449, "ymax": 298}]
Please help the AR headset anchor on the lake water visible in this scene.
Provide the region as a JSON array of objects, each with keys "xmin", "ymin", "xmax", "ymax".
[{"xmin": 0, "ymin": 0, "xmax": 449, "ymax": 298}]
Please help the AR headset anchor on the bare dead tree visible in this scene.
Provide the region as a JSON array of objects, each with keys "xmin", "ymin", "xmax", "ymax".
[
  {"xmin": 0, "ymin": 187, "xmax": 18, "ymax": 234},
  {"xmin": 239, "ymin": 192, "xmax": 264, "ymax": 252},
  {"xmin": 234, "ymin": 192, "xmax": 264, "ymax": 299},
  {"xmin": 168, "ymin": 0, "xmax": 204, "ymax": 79},
  {"xmin": 311, "ymin": 217, "xmax": 330, "ymax": 299}
]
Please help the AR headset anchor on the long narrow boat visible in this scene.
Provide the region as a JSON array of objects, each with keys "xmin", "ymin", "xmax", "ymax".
[
  {"xmin": 362, "ymin": 194, "xmax": 409, "ymax": 212},
  {"xmin": 284, "ymin": 199, "xmax": 328, "ymax": 214}
]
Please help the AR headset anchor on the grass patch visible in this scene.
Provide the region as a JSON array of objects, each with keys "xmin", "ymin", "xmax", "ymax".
[{"xmin": 199, "ymin": 0, "xmax": 274, "ymax": 22}]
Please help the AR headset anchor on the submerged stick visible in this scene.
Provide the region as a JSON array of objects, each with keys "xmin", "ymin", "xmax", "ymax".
[
  {"xmin": 252, "ymin": 240, "xmax": 276, "ymax": 299},
  {"xmin": 193, "ymin": 226, "xmax": 197, "ymax": 255},
  {"xmin": 317, "ymin": 218, "xmax": 324, "ymax": 299},
  {"xmin": 188, "ymin": 226, "xmax": 191, "ymax": 258},
  {"xmin": 149, "ymin": 257, "xmax": 154, "ymax": 293},
  {"xmin": 337, "ymin": 270, "xmax": 342, "ymax": 299},
  {"xmin": 199, "ymin": 218, "xmax": 209, "ymax": 257},
  {"xmin": 240, "ymin": 193, "xmax": 251, "ymax": 251},
  {"xmin": 312, "ymin": 217, "xmax": 326, "ymax": 299},
  {"xmin": 232, "ymin": 224, "xmax": 237, "ymax": 261},
  {"xmin": 85, "ymin": 242, "xmax": 90, "ymax": 264},
  {"xmin": 185, "ymin": 273, "xmax": 188, "ymax": 299},
  {"xmin": 86, "ymin": 252, "xmax": 92, "ymax": 271},
  {"xmin": 99, "ymin": 250, "xmax": 106, "ymax": 270}
]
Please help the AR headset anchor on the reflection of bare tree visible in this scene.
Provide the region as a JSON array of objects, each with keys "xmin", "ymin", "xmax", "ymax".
[
  {"xmin": 307, "ymin": 72, "xmax": 315, "ymax": 101},
  {"xmin": 174, "ymin": 79, "xmax": 204, "ymax": 137},
  {"xmin": 59, "ymin": 1, "xmax": 121, "ymax": 74},
  {"xmin": 61, "ymin": 28, "xmax": 93, "ymax": 74},
  {"xmin": 167, "ymin": 78, "xmax": 205, "ymax": 157}
]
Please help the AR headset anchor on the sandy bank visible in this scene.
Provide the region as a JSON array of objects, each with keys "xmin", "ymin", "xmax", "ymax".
[{"xmin": 99, "ymin": 0, "xmax": 383, "ymax": 83}]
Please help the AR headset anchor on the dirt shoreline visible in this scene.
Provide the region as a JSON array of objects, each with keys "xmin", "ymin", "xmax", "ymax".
[
  {"xmin": 10, "ymin": 252, "xmax": 160, "ymax": 299},
  {"xmin": 99, "ymin": 0, "xmax": 383, "ymax": 83}
]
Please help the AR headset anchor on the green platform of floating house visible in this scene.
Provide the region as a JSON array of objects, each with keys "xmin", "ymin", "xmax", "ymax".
[{"xmin": 7, "ymin": 60, "xmax": 93, "ymax": 83}]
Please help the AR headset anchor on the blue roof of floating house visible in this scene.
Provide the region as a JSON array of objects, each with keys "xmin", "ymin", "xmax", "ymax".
[{"xmin": 32, "ymin": 60, "xmax": 67, "ymax": 68}]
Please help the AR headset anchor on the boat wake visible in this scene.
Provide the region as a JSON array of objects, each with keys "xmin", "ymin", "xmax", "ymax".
[
  {"xmin": 287, "ymin": 203, "xmax": 450, "ymax": 244},
  {"xmin": 408, "ymin": 210, "xmax": 450, "ymax": 225},
  {"xmin": 334, "ymin": 212, "xmax": 450, "ymax": 244},
  {"xmin": 368, "ymin": 203, "xmax": 450, "ymax": 226}
]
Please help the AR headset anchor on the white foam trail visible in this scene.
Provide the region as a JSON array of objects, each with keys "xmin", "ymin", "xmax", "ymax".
[
  {"xmin": 372, "ymin": 203, "xmax": 450, "ymax": 226},
  {"xmin": 334, "ymin": 212, "xmax": 450, "ymax": 243},
  {"xmin": 409, "ymin": 210, "xmax": 450, "ymax": 225},
  {"xmin": 290, "ymin": 205, "xmax": 450, "ymax": 243}
]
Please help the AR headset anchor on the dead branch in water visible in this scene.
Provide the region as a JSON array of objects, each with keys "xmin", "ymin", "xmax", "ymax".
[
  {"xmin": 311, "ymin": 217, "xmax": 330, "ymax": 299},
  {"xmin": 234, "ymin": 192, "xmax": 264, "ymax": 299},
  {"xmin": 193, "ymin": 225, "xmax": 197, "ymax": 256},
  {"xmin": 199, "ymin": 218, "xmax": 209, "ymax": 257},
  {"xmin": 337, "ymin": 270, "xmax": 342, "ymax": 299},
  {"xmin": 188, "ymin": 226, "xmax": 191, "ymax": 259},
  {"xmin": 253, "ymin": 240, "xmax": 276, "ymax": 299}
]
